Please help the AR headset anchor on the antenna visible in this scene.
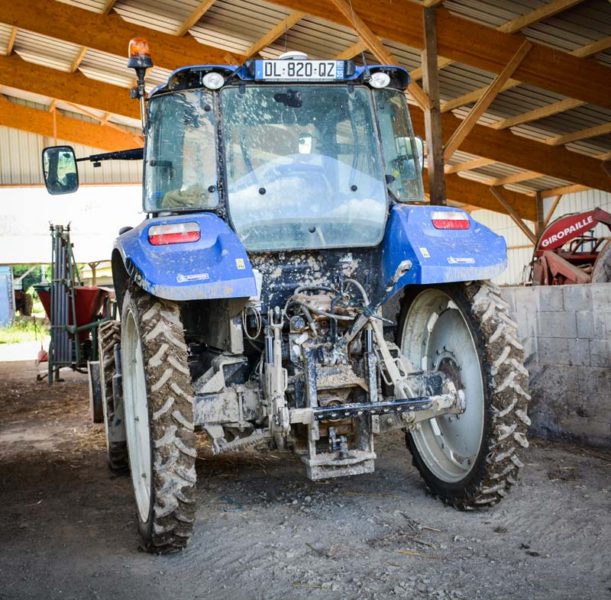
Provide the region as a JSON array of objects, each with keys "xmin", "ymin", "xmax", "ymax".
[{"xmin": 347, "ymin": 0, "xmax": 368, "ymax": 69}]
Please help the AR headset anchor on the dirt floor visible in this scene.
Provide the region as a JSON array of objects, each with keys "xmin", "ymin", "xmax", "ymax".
[{"xmin": 0, "ymin": 358, "xmax": 610, "ymax": 600}]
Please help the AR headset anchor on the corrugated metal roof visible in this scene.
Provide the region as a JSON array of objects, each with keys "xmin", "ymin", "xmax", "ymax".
[
  {"xmin": 113, "ymin": 0, "xmax": 203, "ymax": 35},
  {"xmin": 14, "ymin": 30, "xmax": 82, "ymax": 72},
  {"xmin": 190, "ymin": 0, "xmax": 291, "ymax": 55}
]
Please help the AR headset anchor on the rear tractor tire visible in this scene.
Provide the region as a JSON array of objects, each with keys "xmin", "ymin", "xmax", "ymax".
[
  {"xmin": 121, "ymin": 287, "xmax": 197, "ymax": 553},
  {"xmin": 98, "ymin": 320, "xmax": 128, "ymax": 471},
  {"xmin": 398, "ymin": 281, "xmax": 530, "ymax": 509}
]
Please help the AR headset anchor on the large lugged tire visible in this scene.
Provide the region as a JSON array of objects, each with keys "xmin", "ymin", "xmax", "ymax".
[
  {"xmin": 398, "ymin": 281, "xmax": 530, "ymax": 509},
  {"xmin": 98, "ymin": 320, "xmax": 128, "ymax": 471},
  {"xmin": 121, "ymin": 287, "xmax": 197, "ymax": 553}
]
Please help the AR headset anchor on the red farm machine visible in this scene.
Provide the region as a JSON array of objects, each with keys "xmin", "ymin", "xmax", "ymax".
[{"xmin": 530, "ymin": 207, "xmax": 611, "ymax": 285}]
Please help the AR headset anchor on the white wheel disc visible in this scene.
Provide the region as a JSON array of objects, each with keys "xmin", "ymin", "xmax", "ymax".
[
  {"xmin": 401, "ymin": 289, "xmax": 485, "ymax": 482},
  {"xmin": 122, "ymin": 307, "xmax": 152, "ymax": 523}
]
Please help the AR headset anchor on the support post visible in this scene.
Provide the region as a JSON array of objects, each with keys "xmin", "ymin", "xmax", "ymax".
[
  {"xmin": 489, "ymin": 187, "xmax": 537, "ymax": 244},
  {"xmin": 535, "ymin": 191, "xmax": 545, "ymax": 240},
  {"xmin": 422, "ymin": 7, "xmax": 446, "ymax": 205}
]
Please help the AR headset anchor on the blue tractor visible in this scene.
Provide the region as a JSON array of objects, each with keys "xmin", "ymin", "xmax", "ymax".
[{"xmin": 42, "ymin": 43, "xmax": 529, "ymax": 553}]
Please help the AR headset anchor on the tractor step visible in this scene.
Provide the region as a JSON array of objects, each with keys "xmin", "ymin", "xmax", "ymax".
[{"xmin": 302, "ymin": 449, "xmax": 376, "ymax": 480}]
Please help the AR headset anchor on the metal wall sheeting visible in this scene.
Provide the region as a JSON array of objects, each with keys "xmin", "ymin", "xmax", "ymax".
[{"xmin": 0, "ymin": 127, "xmax": 142, "ymax": 186}]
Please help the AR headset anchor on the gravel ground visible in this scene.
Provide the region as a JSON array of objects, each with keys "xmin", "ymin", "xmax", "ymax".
[{"xmin": 0, "ymin": 359, "xmax": 610, "ymax": 600}]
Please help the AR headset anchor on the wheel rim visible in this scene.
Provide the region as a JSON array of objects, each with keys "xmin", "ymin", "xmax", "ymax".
[
  {"xmin": 122, "ymin": 308, "xmax": 152, "ymax": 523},
  {"xmin": 401, "ymin": 289, "xmax": 485, "ymax": 483}
]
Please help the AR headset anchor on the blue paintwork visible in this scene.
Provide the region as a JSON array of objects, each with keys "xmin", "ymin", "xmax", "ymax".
[
  {"xmin": 149, "ymin": 63, "xmax": 410, "ymax": 97},
  {"xmin": 382, "ymin": 205, "xmax": 507, "ymax": 298},
  {"xmin": 115, "ymin": 213, "xmax": 257, "ymax": 301}
]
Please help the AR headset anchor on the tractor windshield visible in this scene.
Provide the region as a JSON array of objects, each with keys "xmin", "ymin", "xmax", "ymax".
[
  {"xmin": 144, "ymin": 90, "xmax": 219, "ymax": 212},
  {"xmin": 221, "ymin": 85, "xmax": 388, "ymax": 251}
]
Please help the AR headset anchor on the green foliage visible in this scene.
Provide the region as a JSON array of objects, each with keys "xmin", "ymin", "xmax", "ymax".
[{"xmin": 0, "ymin": 316, "xmax": 48, "ymax": 344}]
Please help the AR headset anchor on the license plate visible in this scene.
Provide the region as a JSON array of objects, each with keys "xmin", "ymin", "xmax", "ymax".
[{"xmin": 255, "ymin": 60, "xmax": 344, "ymax": 81}]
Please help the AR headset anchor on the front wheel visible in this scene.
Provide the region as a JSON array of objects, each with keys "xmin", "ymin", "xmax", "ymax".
[
  {"xmin": 121, "ymin": 287, "xmax": 197, "ymax": 553},
  {"xmin": 398, "ymin": 281, "xmax": 530, "ymax": 509}
]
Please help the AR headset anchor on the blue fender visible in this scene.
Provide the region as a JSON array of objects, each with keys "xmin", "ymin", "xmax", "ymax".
[
  {"xmin": 115, "ymin": 213, "xmax": 257, "ymax": 301},
  {"xmin": 382, "ymin": 205, "xmax": 507, "ymax": 297}
]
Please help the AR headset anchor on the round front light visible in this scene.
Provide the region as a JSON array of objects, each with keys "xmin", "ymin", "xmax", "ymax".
[
  {"xmin": 369, "ymin": 72, "xmax": 391, "ymax": 89},
  {"xmin": 203, "ymin": 72, "xmax": 225, "ymax": 90}
]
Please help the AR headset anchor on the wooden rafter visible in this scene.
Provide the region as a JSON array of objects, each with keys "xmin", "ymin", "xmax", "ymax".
[
  {"xmin": 540, "ymin": 184, "xmax": 589, "ymax": 198},
  {"xmin": 175, "ymin": 0, "xmax": 216, "ymax": 37},
  {"xmin": 543, "ymin": 194, "xmax": 563, "ymax": 228},
  {"xmin": 327, "ymin": 0, "xmax": 430, "ymax": 110},
  {"xmin": 410, "ymin": 55, "xmax": 452, "ymax": 82},
  {"xmin": 445, "ymin": 157, "xmax": 495, "ymax": 174},
  {"xmin": 489, "ymin": 187, "xmax": 537, "ymax": 243},
  {"xmin": 3, "ymin": 51, "xmax": 607, "ymax": 194},
  {"xmin": 487, "ymin": 170, "xmax": 542, "ymax": 186},
  {"xmin": 546, "ymin": 122, "xmax": 611, "ymax": 146},
  {"xmin": 0, "ymin": 53, "xmax": 140, "ymax": 120},
  {"xmin": 570, "ymin": 36, "xmax": 611, "ymax": 58},
  {"xmin": 0, "ymin": 1, "xmax": 241, "ymax": 68},
  {"xmin": 444, "ymin": 40, "xmax": 532, "ymax": 160},
  {"xmin": 491, "ymin": 98, "xmax": 584, "ymax": 130},
  {"xmin": 264, "ymin": 0, "xmax": 610, "ymax": 108},
  {"xmin": 441, "ymin": 79, "xmax": 520, "ymax": 113},
  {"xmin": 421, "ymin": 170, "xmax": 536, "ymax": 220},
  {"xmin": 334, "ymin": 40, "xmax": 367, "ymax": 60},
  {"xmin": 62, "ymin": 100, "xmax": 143, "ymax": 145},
  {"xmin": 4, "ymin": 26, "xmax": 17, "ymax": 56},
  {"xmin": 410, "ymin": 107, "xmax": 611, "ymax": 192},
  {"xmin": 244, "ymin": 11, "xmax": 305, "ymax": 58},
  {"xmin": 70, "ymin": 46, "xmax": 89, "ymax": 73},
  {"xmin": 101, "ymin": 0, "xmax": 116, "ymax": 15},
  {"xmin": 0, "ymin": 95, "xmax": 140, "ymax": 151},
  {"xmin": 422, "ymin": 0, "xmax": 444, "ymax": 6},
  {"xmin": 497, "ymin": 0, "xmax": 584, "ymax": 34}
]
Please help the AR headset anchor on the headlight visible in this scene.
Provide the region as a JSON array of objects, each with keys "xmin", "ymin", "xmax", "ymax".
[
  {"xmin": 369, "ymin": 72, "xmax": 391, "ymax": 89},
  {"xmin": 203, "ymin": 72, "xmax": 224, "ymax": 90}
]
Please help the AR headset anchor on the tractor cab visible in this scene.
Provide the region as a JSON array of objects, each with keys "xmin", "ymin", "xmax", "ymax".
[{"xmin": 144, "ymin": 53, "xmax": 424, "ymax": 252}]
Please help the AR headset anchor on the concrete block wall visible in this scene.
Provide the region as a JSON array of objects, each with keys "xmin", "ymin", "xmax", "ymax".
[{"xmin": 500, "ymin": 283, "xmax": 610, "ymax": 448}]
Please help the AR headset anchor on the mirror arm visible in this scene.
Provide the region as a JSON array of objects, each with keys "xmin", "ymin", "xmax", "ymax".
[{"xmin": 76, "ymin": 148, "xmax": 144, "ymax": 163}]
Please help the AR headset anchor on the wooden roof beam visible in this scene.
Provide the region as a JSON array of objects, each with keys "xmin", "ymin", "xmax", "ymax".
[
  {"xmin": 0, "ymin": 1, "xmax": 242, "ymax": 69},
  {"xmin": 0, "ymin": 94, "xmax": 140, "ymax": 151},
  {"xmin": 540, "ymin": 184, "xmax": 589, "ymax": 198},
  {"xmin": 2, "ymin": 52, "xmax": 608, "ymax": 194},
  {"xmin": 444, "ymin": 40, "xmax": 532, "ymax": 160},
  {"xmin": 570, "ymin": 36, "xmax": 611, "ymax": 58},
  {"xmin": 410, "ymin": 55, "xmax": 453, "ymax": 82},
  {"xmin": 3, "ymin": 26, "xmax": 17, "ymax": 56},
  {"xmin": 328, "ymin": 0, "xmax": 430, "ymax": 110},
  {"xmin": 175, "ymin": 0, "xmax": 216, "ymax": 37},
  {"xmin": 546, "ymin": 122, "xmax": 611, "ymax": 146},
  {"xmin": 334, "ymin": 40, "xmax": 367, "ymax": 60},
  {"xmin": 244, "ymin": 11, "xmax": 305, "ymax": 58},
  {"xmin": 486, "ymin": 170, "xmax": 542, "ymax": 186},
  {"xmin": 497, "ymin": 0, "xmax": 584, "ymax": 34},
  {"xmin": 410, "ymin": 108, "xmax": 611, "ymax": 192},
  {"xmin": 444, "ymin": 157, "xmax": 496, "ymax": 174},
  {"xmin": 0, "ymin": 53, "xmax": 140, "ymax": 120},
  {"xmin": 70, "ymin": 46, "xmax": 89, "ymax": 73},
  {"xmin": 492, "ymin": 97, "xmax": 584, "ymax": 130},
  {"xmin": 101, "ymin": 0, "xmax": 116, "ymax": 15},
  {"xmin": 441, "ymin": 79, "xmax": 520, "ymax": 113},
  {"xmin": 489, "ymin": 187, "xmax": 537, "ymax": 242},
  {"xmin": 265, "ymin": 0, "xmax": 609, "ymax": 108},
  {"xmin": 421, "ymin": 170, "xmax": 536, "ymax": 220}
]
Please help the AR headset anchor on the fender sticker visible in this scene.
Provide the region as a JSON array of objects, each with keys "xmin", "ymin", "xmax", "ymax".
[
  {"xmin": 177, "ymin": 272, "xmax": 210, "ymax": 282},
  {"xmin": 419, "ymin": 247, "xmax": 430, "ymax": 258},
  {"xmin": 235, "ymin": 258, "xmax": 246, "ymax": 270}
]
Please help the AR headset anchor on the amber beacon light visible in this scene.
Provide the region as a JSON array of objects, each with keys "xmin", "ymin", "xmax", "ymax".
[{"xmin": 127, "ymin": 38, "xmax": 153, "ymax": 129}]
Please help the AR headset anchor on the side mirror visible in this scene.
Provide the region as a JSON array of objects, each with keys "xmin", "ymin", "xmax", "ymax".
[{"xmin": 42, "ymin": 145, "xmax": 79, "ymax": 195}]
